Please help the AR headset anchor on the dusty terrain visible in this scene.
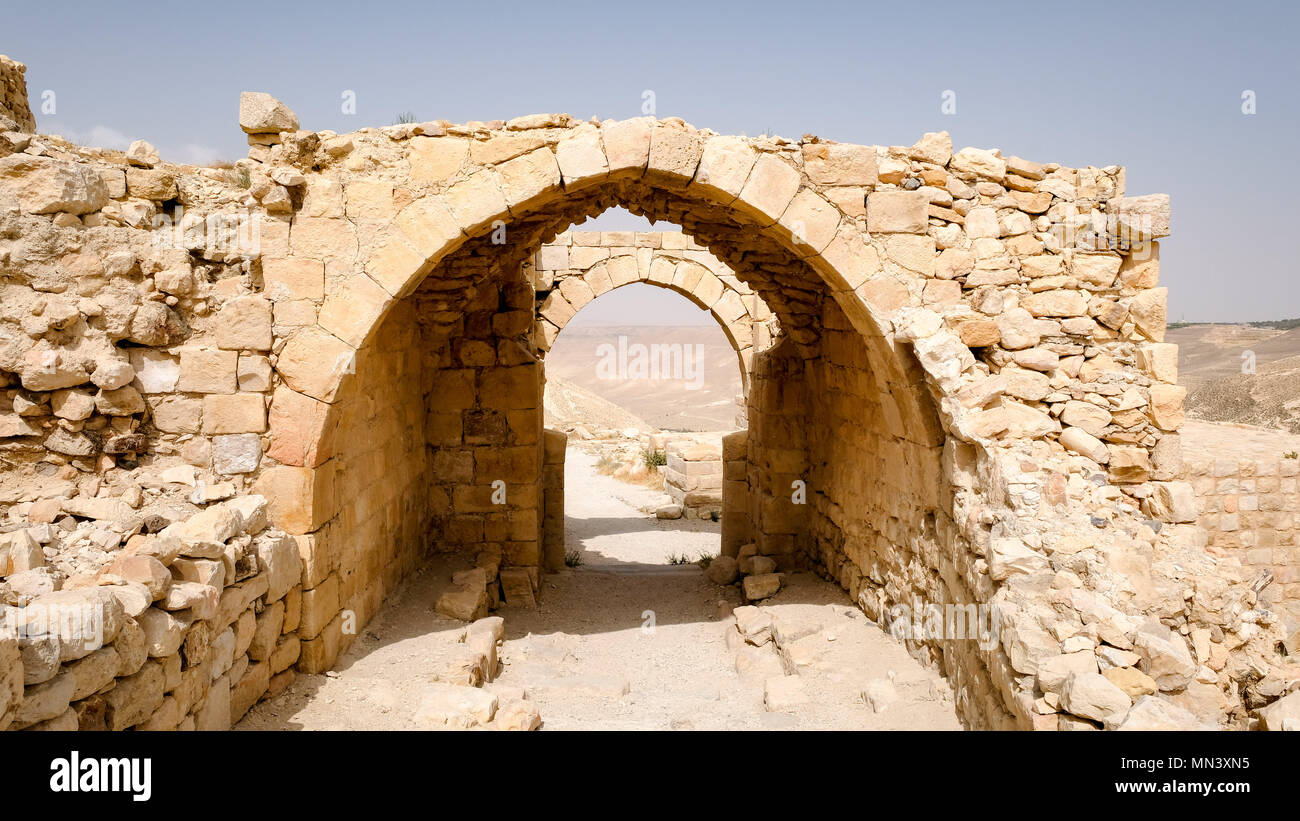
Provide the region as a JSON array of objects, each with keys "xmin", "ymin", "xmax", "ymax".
[
  {"xmin": 1171, "ymin": 324, "xmax": 1300, "ymax": 433},
  {"xmin": 236, "ymin": 448, "xmax": 959, "ymax": 731}
]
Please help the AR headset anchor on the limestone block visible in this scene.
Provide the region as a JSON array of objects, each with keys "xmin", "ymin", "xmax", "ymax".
[
  {"xmin": 253, "ymin": 465, "xmax": 332, "ymax": 534},
  {"xmin": 601, "ymin": 118, "xmax": 652, "ymax": 175},
  {"xmin": 555, "ymin": 124, "xmax": 608, "ymax": 190},
  {"xmin": 1148, "ymin": 383, "xmax": 1185, "ymax": 430},
  {"xmin": 737, "ymin": 154, "xmax": 800, "ymax": 225},
  {"xmin": 201, "ymin": 393, "xmax": 267, "ymax": 435},
  {"xmin": 867, "ymin": 189, "xmax": 928, "ymax": 234},
  {"xmin": 1128, "ymin": 287, "xmax": 1167, "ymax": 341},
  {"xmin": 215, "ymin": 296, "xmax": 273, "ymax": 351},
  {"xmin": 743, "ymin": 573, "xmax": 782, "ymax": 601},
  {"xmin": 1136, "ymin": 342, "xmax": 1178, "ymax": 383},
  {"xmin": 318, "ymin": 273, "xmax": 392, "ymax": 347},
  {"xmin": 497, "ymin": 147, "xmax": 561, "ymax": 211},
  {"xmin": 0, "ymin": 155, "xmax": 108, "ymax": 214},
  {"xmin": 692, "ymin": 135, "xmax": 757, "ymax": 203},
  {"xmin": 646, "ymin": 120, "xmax": 702, "ymax": 185},
  {"xmin": 950, "ymin": 147, "xmax": 1006, "ymax": 181},
  {"xmin": 408, "ymin": 136, "xmax": 468, "ymax": 183},
  {"xmin": 276, "ymin": 327, "xmax": 354, "ymax": 403},
  {"xmin": 414, "ymin": 682, "xmax": 498, "ymax": 728},
  {"xmin": 1134, "ymin": 620, "xmax": 1196, "ymax": 691},
  {"xmin": 779, "ymin": 189, "xmax": 840, "ymax": 255},
  {"xmin": 256, "ymin": 532, "xmax": 301, "ymax": 602},
  {"xmin": 178, "ymin": 348, "xmax": 238, "ymax": 393},
  {"xmin": 1061, "ymin": 671, "xmax": 1130, "ymax": 728},
  {"xmin": 1109, "ymin": 194, "xmax": 1170, "ymax": 240},
  {"xmin": 239, "ymin": 92, "xmax": 298, "ymax": 134},
  {"xmin": 989, "ymin": 536, "xmax": 1047, "ymax": 580},
  {"xmin": 262, "ymin": 257, "xmax": 324, "ymax": 302}
]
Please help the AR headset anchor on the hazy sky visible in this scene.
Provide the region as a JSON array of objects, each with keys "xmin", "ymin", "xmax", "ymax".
[{"xmin": 8, "ymin": 0, "xmax": 1297, "ymax": 322}]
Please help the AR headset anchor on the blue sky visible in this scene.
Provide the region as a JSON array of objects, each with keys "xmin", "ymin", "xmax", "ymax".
[{"xmin": 8, "ymin": 0, "xmax": 1297, "ymax": 322}]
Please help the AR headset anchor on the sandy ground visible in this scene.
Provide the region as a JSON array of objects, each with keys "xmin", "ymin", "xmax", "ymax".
[
  {"xmin": 237, "ymin": 446, "xmax": 960, "ymax": 731},
  {"xmin": 1181, "ymin": 419, "xmax": 1300, "ymax": 461}
]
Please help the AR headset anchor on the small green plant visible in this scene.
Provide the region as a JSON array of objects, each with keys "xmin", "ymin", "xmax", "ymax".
[
  {"xmin": 564, "ymin": 549, "xmax": 583, "ymax": 567},
  {"xmin": 393, "ymin": 111, "xmax": 418, "ymax": 125},
  {"xmin": 224, "ymin": 166, "xmax": 251, "ymax": 189},
  {"xmin": 696, "ymin": 554, "xmax": 715, "ymax": 570},
  {"xmin": 642, "ymin": 448, "xmax": 667, "ymax": 469},
  {"xmin": 1285, "ymin": 451, "xmax": 1298, "ymax": 460},
  {"xmin": 668, "ymin": 553, "xmax": 691, "ymax": 565}
]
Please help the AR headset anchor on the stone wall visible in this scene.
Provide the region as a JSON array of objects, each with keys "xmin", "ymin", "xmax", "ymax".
[
  {"xmin": 1, "ymin": 496, "xmax": 302, "ymax": 730},
  {"xmin": 1186, "ymin": 451, "xmax": 1300, "ymax": 623},
  {"xmin": 663, "ymin": 440, "xmax": 723, "ymax": 519},
  {"xmin": 0, "ymin": 55, "xmax": 35, "ymax": 135}
]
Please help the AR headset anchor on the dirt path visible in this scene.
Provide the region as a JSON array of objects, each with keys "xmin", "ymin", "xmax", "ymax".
[{"xmin": 237, "ymin": 446, "xmax": 961, "ymax": 731}]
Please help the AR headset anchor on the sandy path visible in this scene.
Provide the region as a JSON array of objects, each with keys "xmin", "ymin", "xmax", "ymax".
[{"xmin": 237, "ymin": 446, "xmax": 961, "ymax": 731}]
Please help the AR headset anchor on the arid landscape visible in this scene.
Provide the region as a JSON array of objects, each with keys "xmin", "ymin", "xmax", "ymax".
[{"xmin": 1172, "ymin": 322, "xmax": 1300, "ymax": 434}]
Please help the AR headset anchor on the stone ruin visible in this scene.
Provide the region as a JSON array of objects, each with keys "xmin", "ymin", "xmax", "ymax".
[{"xmin": 0, "ymin": 53, "xmax": 1297, "ymax": 731}]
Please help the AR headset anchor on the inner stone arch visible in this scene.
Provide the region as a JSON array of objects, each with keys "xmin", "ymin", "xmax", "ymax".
[{"xmin": 527, "ymin": 229, "xmax": 776, "ymax": 399}]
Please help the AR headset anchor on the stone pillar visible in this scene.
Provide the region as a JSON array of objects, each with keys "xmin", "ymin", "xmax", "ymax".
[
  {"xmin": 746, "ymin": 340, "xmax": 809, "ymax": 570},
  {"xmin": 541, "ymin": 427, "xmax": 567, "ymax": 571},
  {"xmin": 721, "ymin": 429, "xmax": 750, "ymax": 556}
]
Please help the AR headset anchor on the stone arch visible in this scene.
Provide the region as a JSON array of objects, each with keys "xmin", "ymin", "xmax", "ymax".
[
  {"xmin": 259, "ymin": 119, "xmax": 975, "ymax": 716},
  {"xmin": 530, "ymin": 231, "xmax": 775, "ymax": 396}
]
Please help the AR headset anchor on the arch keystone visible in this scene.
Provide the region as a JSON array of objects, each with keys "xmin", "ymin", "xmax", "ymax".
[
  {"xmin": 601, "ymin": 118, "xmax": 652, "ymax": 177},
  {"xmin": 645, "ymin": 120, "xmax": 703, "ymax": 187},
  {"xmin": 555, "ymin": 124, "xmax": 609, "ymax": 190}
]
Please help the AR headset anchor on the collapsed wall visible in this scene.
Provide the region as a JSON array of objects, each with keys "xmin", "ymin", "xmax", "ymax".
[
  {"xmin": 2, "ymin": 496, "xmax": 302, "ymax": 730},
  {"xmin": 0, "ymin": 55, "xmax": 36, "ymax": 136},
  {"xmin": 0, "ymin": 54, "xmax": 1294, "ymax": 731}
]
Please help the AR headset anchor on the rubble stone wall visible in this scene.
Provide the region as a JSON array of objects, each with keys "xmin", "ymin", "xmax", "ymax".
[
  {"xmin": 0, "ymin": 56, "xmax": 1293, "ymax": 730},
  {"xmin": 1, "ymin": 496, "xmax": 303, "ymax": 730},
  {"xmin": 0, "ymin": 55, "xmax": 36, "ymax": 135}
]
